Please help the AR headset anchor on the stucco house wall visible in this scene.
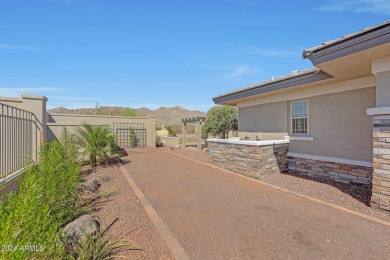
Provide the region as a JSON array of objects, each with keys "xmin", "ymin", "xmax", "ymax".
[
  {"xmin": 238, "ymin": 100, "xmax": 288, "ymax": 141},
  {"xmin": 211, "ymin": 21, "xmax": 390, "ymax": 211},
  {"xmin": 288, "ymin": 87, "xmax": 375, "ymax": 162}
]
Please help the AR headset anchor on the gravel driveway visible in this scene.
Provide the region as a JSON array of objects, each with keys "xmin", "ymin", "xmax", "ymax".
[{"xmin": 124, "ymin": 149, "xmax": 390, "ymax": 260}]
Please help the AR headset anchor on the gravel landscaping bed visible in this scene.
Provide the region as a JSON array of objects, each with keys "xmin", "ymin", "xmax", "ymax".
[
  {"xmin": 169, "ymin": 147, "xmax": 390, "ymax": 222},
  {"xmin": 82, "ymin": 162, "xmax": 173, "ymax": 259}
]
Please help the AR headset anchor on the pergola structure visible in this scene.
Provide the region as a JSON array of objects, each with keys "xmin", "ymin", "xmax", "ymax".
[{"xmin": 181, "ymin": 117, "xmax": 205, "ymax": 151}]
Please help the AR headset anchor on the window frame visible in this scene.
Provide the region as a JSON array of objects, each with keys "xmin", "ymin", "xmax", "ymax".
[{"xmin": 290, "ymin": 100, "xmax": 309, "ymax": 135}]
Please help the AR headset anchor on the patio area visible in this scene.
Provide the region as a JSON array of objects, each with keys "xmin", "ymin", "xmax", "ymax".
[{"xmin": 123, "ymin": 148, "xmax": 390, "ymax": 259}]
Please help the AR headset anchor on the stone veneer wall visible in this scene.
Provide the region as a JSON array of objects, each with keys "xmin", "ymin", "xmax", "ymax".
[
  {"xmin": 208, "ymin": 141, "xmax": 288, "ymax": 179},
  {"xmin": 371, "ymin": 118, "xmax": 390, "ymax": 211},
  {"xmin": 288, "ymin": 157, "xmax": 373, "ymax": 186}
]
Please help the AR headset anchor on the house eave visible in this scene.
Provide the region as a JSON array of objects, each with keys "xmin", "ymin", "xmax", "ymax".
[
  {"xmin": 212, "ymin": 70, "xmax": 332, "ymax": 105},
  {"xmin": 303, "ymin": 21, "xmax": 390, "ymax": 65}
]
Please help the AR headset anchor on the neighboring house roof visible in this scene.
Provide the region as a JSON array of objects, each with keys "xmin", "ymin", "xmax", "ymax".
[
  {"xmin": 212, "ymin": 68, "xmax": 332, "ymax": 104},
  {"xmin": 303, "ymin": 21, "xmax": 390, "ymax": 65}
]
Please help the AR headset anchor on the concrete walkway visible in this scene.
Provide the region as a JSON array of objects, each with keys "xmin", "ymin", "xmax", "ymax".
[{"xmin": 124, "ymin": 150, "xmax": 390, "ymax": 260}]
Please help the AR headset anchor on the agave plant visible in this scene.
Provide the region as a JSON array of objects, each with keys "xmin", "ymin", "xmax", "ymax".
[{"xmin": 75, "ymin": 123, "xmax": 119, "ymax": 167}]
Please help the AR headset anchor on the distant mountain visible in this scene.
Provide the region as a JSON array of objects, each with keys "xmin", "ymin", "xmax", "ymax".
[{"xmin": 47, "ymin": 106, "xmax": 206, "ymax": 124}]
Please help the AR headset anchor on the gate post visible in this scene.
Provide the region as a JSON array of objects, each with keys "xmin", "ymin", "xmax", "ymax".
[{"xmin": 182, "ymin": 123, "xmax": 187, "ymax": 148}]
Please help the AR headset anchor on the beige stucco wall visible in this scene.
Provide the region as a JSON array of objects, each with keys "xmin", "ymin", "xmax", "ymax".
[
  {"xmin": 237, "ymin": 100, "xmax": 288, "ymax": 140},
  {"xmin": 289, "ymin": 87, "xmax": 375, "ymax": 161},
  {"xmin": 46, "ymin": 113, "xmax": 156, "ymax": 147},
  {"xmin": 375, "ymin": 71, "xmax": 390, "ymax": 107}
]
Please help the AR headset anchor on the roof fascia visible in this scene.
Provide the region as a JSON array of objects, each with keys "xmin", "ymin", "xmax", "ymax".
[
  {"xmin": 213, "ymin": 70, "xmax": 332, "ymax": 104},
  {"xmin": 303, "ymin": 25, "xmax": 390, "ymax": 65}
]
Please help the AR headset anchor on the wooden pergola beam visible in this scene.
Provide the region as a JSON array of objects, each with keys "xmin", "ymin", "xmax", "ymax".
[
  {"xmin": 181, "ymin": 117, "xmax": 206, "ymax": 124},
  {"xmin": 181, "ymin": 117, "xmax": 206, "ymax": 151}
]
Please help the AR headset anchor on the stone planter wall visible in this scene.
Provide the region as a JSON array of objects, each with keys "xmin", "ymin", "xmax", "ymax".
[
  {"xmin": 208, "ymin": 140, "xmax": 289, "ymax": 179},
  {"xmin": 288, "ymin": 157, "xmax": 373, "ymax": 186}
]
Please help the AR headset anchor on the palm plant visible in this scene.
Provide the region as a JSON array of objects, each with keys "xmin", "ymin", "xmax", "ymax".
[{"xmin": 75, "ymin": 123, "xmax": 119, "ymax": 167}]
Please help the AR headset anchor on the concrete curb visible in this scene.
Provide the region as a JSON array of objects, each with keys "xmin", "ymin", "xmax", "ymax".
[
  {"xmin": 119, "ymin": 163, "xmax": 190, "ymax": 260},
  {"xmin": 167, "ymin": 151, "xmax": 390, "ymax": 227}
]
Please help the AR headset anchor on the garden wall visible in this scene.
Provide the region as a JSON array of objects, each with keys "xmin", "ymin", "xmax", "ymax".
[
  {"xmin": 207, "ymin": 139, "xmax": 289, "ymax": 179},
  {"xmin": 46, "ymin": 113, "xmax": 157, "ymax": 148}
]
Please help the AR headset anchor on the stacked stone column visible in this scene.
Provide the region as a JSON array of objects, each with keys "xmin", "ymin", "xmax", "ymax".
[
  {"xmin": 372, "ymin": 118, "xmax": 390, "ymax": 210},
  {"xmin": 369, "ymin": 55, "xmax": 390, "ymax": 212}
]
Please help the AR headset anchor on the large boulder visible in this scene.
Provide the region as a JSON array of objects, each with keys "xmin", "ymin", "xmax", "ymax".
[
  {"xmin": 64, "ymin": 214, "xmax": 100, "ymax": 244},
  {"xmin": 83, "ymin": 179, "xmax": 98, "ymax": 193}
]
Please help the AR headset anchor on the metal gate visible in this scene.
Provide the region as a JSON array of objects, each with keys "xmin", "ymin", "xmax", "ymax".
[{"xmin": 113, "ymin": 123, "xmax": 146, "ymax": 148}]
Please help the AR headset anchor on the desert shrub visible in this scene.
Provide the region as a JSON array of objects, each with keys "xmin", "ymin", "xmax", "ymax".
[
  {"xmin": 129, "ymin": 128, "xmax": 136, "ymax": 148},
  {"xmin": 71, "ymin": 227, "xmax": 140, "ymax": 259},
  {"xmin": 156, "ymin": 126, "xmax": 162, "ymax": 131},
  {"xmin": 166, "ymin": 126, "xmax": 176, "ymax": 137},
  {"xmin": 0, "ymin": 139, "xmax": 82, "ymax": 259},
  {"xmin": 38, "ymin": 140, "xmax": 82, "ymax": 223}
]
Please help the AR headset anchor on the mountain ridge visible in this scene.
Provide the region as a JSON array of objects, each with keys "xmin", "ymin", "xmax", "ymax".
[{"xmin": 47, "ymin": 106, "xmax": 206, "ymax": 124}]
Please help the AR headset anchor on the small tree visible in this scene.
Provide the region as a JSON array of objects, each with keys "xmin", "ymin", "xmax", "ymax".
[
  {"xmin": 129, "ymin": 128, "xmax": 136, "ymax": 148},
  {"xmin": 203, "ymin": 106, "xmax": 238, "ymax": 139},
  {"xmin": 75, "ymin": 123, "xmax": 118, "ymax": 167}
]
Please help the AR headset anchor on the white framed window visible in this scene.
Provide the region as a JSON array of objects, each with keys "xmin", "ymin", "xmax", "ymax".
[{"xmin": 291, "ymin": 100, "xmax": 308, "ymax": 135}]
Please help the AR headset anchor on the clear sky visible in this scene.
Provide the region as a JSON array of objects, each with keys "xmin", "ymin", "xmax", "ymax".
[{"xmin": 0, "ymin": 0, "xmax": 389, "ymax": 111}]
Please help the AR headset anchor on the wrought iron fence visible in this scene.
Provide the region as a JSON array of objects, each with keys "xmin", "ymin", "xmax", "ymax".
[
  {"xmin": 0, "ymin": 103, "xmax": 38, "ymax": 177},
  {"xmin": 113, "ymin": 123, "xmax": 146, "ymax": 148}
]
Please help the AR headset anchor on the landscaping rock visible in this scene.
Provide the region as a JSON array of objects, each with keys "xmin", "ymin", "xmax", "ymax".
[
  {"xmin": 64, "ymin": 214, "xmax": 100, "ymax": 244},
  {"xmin": 83, "ymin": 179, "xmax": 98, "ymax": 193}
]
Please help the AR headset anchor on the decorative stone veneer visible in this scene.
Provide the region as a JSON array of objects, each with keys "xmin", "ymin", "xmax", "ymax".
[
  {"xmin": 371, "ymin": 118, "xmax": 390, "ymax": 211},
  {"xmin": 288, "ymin": 157, "xmax": 373, "ymax": 186},
  {"xmin": 208, "ymin": 141, "xmax": 289, "ymax": 179}
]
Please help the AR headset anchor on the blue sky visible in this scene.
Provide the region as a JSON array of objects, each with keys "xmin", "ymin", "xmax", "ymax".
[{"xmin": 0, "ymin": 0, "xmax": 389, "ymax": 111}]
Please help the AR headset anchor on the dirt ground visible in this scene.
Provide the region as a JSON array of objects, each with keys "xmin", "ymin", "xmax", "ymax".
[
  {"xmin": 125, "ymin": 148, "xmax": 390, "ymax": 259},
  {"xmin": 169, "ymin": 147, "xmax": 390, "ymax": 222},
  {"xmin": 82, "ymin": 161, "xmax": 174, "ymax": 259}
]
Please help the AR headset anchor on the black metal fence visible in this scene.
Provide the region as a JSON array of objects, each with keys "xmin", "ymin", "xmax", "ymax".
[
  {"xmin": 113, "ymin": 123, "xmax": 146, "ymax": 148},
  {"xmin": 0, "ymin": 103, "xmax": 38, "ymax": 177}
]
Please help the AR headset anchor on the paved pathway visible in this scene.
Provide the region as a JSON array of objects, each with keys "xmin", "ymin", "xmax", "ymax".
[{"xmin": 124, "ymin": 150, "xmax": 390, "ymax": 260}]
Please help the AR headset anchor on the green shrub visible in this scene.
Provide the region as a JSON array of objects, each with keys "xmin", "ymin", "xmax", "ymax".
[
  {"xmin": 101, "ymin": 175, "xmax": 110, "ymax": 183},
  {"xmin": 129, "ymin": 128, "xmax": 136, "ymax": 148},
  {"xmin": 0, "ymin": 139, "xmax": 82, "ymax": 259},
  {"xmin": 166, "ymin": 126, "xmax": 176, "ymax": 137},
  {"xmin": 71, "ymin": 230, "xmax": 140, "ymax": 259},
  {"xmin": 38, "ymin": 141, "xmax": 82, "ymax": 223},
  {"xmin": 156, "ymin": 126, "xmax": 162, "ymax": 131}
]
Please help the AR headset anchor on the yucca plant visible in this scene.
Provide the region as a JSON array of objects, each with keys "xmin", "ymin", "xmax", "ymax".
[
  {"xmin": 72, "ymin": 232, "xmax": 140, "ymax": 259},
  {"xmin": 75, "ymin": 123, "xmax": 119, "ymax": 167}
]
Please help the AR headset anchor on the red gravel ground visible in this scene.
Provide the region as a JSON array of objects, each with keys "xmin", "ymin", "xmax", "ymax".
[
  {"xmin": 125, "ymin": 148, "xmax": 390, "ymax": 259},
  {"xmin": 169, "ymin": 147, "xmax": 390, "ymax": 222},
  {"xmin": 82, "ymin": 161, "xmax": 173, "ymax": 259}
]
